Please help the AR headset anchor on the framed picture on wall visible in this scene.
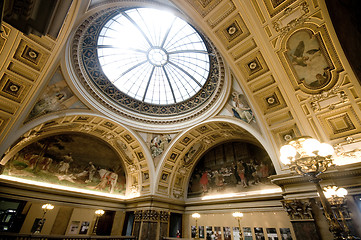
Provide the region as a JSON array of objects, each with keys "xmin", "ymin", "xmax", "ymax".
[
  {"xmin": 191, "ymin": 226, "xmax": 196, "ymax": 238},
  {"xmin": 206, "ymin": 226, "xmax": 213, "ymax": 240},
  {"xmin": 214, "ymin": 226, "xmax": 222, "ymax": 240},
  {"xmin": 280, "ymin": 228, "xmax": 292, "ymax": 240},
  {"xmin": 68, "ymin": 221, "xmax": 80, "ymax": 234},
  {"xmin": 79, "ymin": 221, "xmax": 90, "ymax": 234},
  {"xmin": 232, "ymin": 227, "xmax": 240, "ymax": 240},
  {"xmin": 31, "ymin": 218, "xmax": 45, "ymax": 233},
  {"xmin": 266, "ymin": 228, "xmax": 278, "ymax": 240},
  {"xmin": 243, "ymin": 227, "xmax": 253, "ymax": 240},
  {"xmin": 254, "ymin": 227, "xmax": 265, "ymax": 240},
  {"xmin": 199, "ymin": 226, "xmax": 205, "ymax": 238},
  {"xmin": 223, "ymin": 227, "xmax": 231, "ymax": 240}
]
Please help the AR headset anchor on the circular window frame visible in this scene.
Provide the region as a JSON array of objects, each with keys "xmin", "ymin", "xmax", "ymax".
[{"xmin": 70, "ymin": 5, "xmax": 226, "ymax": 127}]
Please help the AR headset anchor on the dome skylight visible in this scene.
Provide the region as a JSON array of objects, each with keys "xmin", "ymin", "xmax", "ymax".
[{"xmin": 97, "ymin": 8, "xmax": 210, "ymax": 105}]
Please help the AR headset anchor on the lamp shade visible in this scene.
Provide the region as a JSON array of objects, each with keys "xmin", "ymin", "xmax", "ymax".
[
  {"xmin": 95, "ymin": 209, "xmax": 105, "ymax": 216},
  {"xmin": 232, "ymin": 212, "xmax": 243, "ymax": 218},
  {"xmin": 192, "ymin": 213, "xmax": 200, "ymax": 219},
  {"xmin": 336, "ymin": 187, "xmax": 348, "ymax": 198},
  {"xmin": 302, "ymin": 138, "xmax": 321, "ymax": 156},
  {"xmin": 280, "ymin": 145, "xmax": 297, "ymax": 160},
  {"xmin": 318, "ymin": 143, "xmax": 334, "ymax": 157},
  {"xmin": 42, "ymin": 204, "xmax": 54, "ymax": 210}
]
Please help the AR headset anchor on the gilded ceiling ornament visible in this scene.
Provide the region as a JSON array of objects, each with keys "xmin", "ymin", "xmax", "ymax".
[
  {"xmin": 309, "ymin": 87, "xmax": 348, "ymax": 112},
  {"xmin": 272, "ymin": 2, "xmax": 310, "ymax": 37}
]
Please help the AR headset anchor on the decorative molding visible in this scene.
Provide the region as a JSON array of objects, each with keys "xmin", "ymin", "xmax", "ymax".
[
  {"xmin": 309, "ymin": 87, "xmax": 348, "ymax": 112},
  {"xmin": 281, "ymin": 199, "xmax": 314, "ymax": 220},
  {"xmin": 272, "ymin": 2, "xmax": 310, "ymax": 37}
]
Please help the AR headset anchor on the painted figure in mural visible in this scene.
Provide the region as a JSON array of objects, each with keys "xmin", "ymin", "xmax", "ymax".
[
  {"xmin": 24, "ymin": 153, "xmax": 40, "ymax": 170},
  {"xmin": 40, "ymin": 157, "xmax": 53, "ymax": 171},
  {"xmin": 58, "ymin": 153, "xmax": 73, "ymax": 174},
  {"xmin": 237, "ymin": 161, "xmax": 248, "ymax": 188},
  {"xmin": 231, "ymin": 92, "xmax": 254, "ymax": 123},
  {"xmin": 75, "ymin": 161, "xmax": 98, "ymax": 183},
  {"xmin": 150, "ymin": 134, "xmax": 171, "ymax": 158},
  {"xmin": 30, "ymin": 92, "xmax": 66, "ymax": 118},
  {"xmin": 214, "ymin": 171, "xmax": 224, "ymax": 191},
  {"xmin": 200, "ymin": 171, "xmax": 209, "ymax": 193},
  {"xmin": 95, "ymin": 169, "xmax": 118, "ymax": 193},
  {"xmin": 86, "ymin": 162, "xmax": 97, "ymax": 183}
]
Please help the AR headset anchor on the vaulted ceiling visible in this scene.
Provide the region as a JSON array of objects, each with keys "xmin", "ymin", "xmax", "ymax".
[{"xmin": 0, "ymin": 0, "xmax": 360, "ymax": 202}]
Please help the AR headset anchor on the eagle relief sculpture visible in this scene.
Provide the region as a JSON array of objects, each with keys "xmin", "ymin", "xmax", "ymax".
[{"xmin": 286, "ymin": 29, "xmax": 332, "ymax": 89}]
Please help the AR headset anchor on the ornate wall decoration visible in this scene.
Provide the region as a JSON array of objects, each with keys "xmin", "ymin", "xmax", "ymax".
[
  {"xmin": 317, "ymin": 106, "xmax": 361, "ymax": 139},
  {"xmin": 186, "ymin": 0, "xmax": 223, "ymax": 17},
  {"xmin": 237, "ymin": 51, "xmax": 269, "ymax": 82},
  {"xmin": 215, "ymin": 13, "xmax": 250, "ymax": 50},
  {"xmin": 278, "ymin": 24, "xmax": 343, "ymax": 94},
  {"xmin": 272, "ymin": 2, "xmax": 310, "ymax": 37},
  {"xmin": 263, "ymin": 0, "xmax": 297, "ymax": 17},
  {"xmin": 181, "ymin": 143, "xmax": 203, "ymax": 168},
  {"xmin": 281, "ymin": 199, "xmax": 314, "ymax": 220},
  {"xmin": 0, "ymin": 73, "xmax": 31, "ymax": 103},
  {"xmin": 309, "ymin": 87, "xmax": 348, "ymax": 112}
]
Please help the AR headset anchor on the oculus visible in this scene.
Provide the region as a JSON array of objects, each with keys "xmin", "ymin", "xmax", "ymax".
[
  {"xmin": 73, "ymin": 6, "xmax": 224, "ymax": 119},
  {"xmin": 97, "ymin": 8, "xmax": 210, "ymax": 105}
]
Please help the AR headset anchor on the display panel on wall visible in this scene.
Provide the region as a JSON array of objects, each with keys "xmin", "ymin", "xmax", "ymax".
[
  {"xmin": 280, "ymin": 228, "xmax": 292, "ymax": 240},
  {"xmin": 2, "ymin": 133, "xmax": 126, "ymax": 195},
  {"xmin": 243, "ymin": 227, "xmax": 253, "ymax": 240},
  {"xmin": 266, "ymin": 228, "xmax": 278, "ymax": 240},
  {"xmin": 187, "ymin": 141, "xmax": 276, "ymax": 198},
  {"xmin": 232, "ymin": 227, "xmax": 240, "ymax": 240},
  {"xmin": 254, "ymin": 227, "xmax": 265, "ymax": 240}
]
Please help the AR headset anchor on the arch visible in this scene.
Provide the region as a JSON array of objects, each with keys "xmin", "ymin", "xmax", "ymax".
[
  {"xmin": 155, "ymin": 116, "xmax": 280, "ymax": 200},
  {"xmin": 0, "ymin": 112, "xmax": 153, "ymax": 198}
]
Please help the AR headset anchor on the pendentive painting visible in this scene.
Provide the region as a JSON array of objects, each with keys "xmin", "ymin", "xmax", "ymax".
[
  {"xmin": 286, "ymin": 29, "xmax": 332, "ymax": 89},
  {"xmin": 25, "ymin": 69, "xmax": 87, "ymax": 122},
  {"xmin": 2, "ymin": 133, "xmax": 126, "ymax": 195},
  {"xmin": 187, "ymin": 141, "xmax": 276, "ymax": 198}
]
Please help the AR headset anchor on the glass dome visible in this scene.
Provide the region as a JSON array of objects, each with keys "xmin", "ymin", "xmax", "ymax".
[{"xmin": 97, "ymin": 8, "xmax": 210, "ymax": 105}]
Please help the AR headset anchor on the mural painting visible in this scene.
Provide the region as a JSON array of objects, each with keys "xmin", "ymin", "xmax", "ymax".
[
  {"xmin": 187, "ymin": 142, "xmax": 276, "ymax": 198},
  {"xmin": 286, "ymin": 30, "xmax": 332, "ymax": 89},
  {"xmin": 26, "ymin": 69, "xmax": 87, "ymax": 121},
  {"xmin": 2, "ymin": 133, "xmax": 126, "ymax": 195}
]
